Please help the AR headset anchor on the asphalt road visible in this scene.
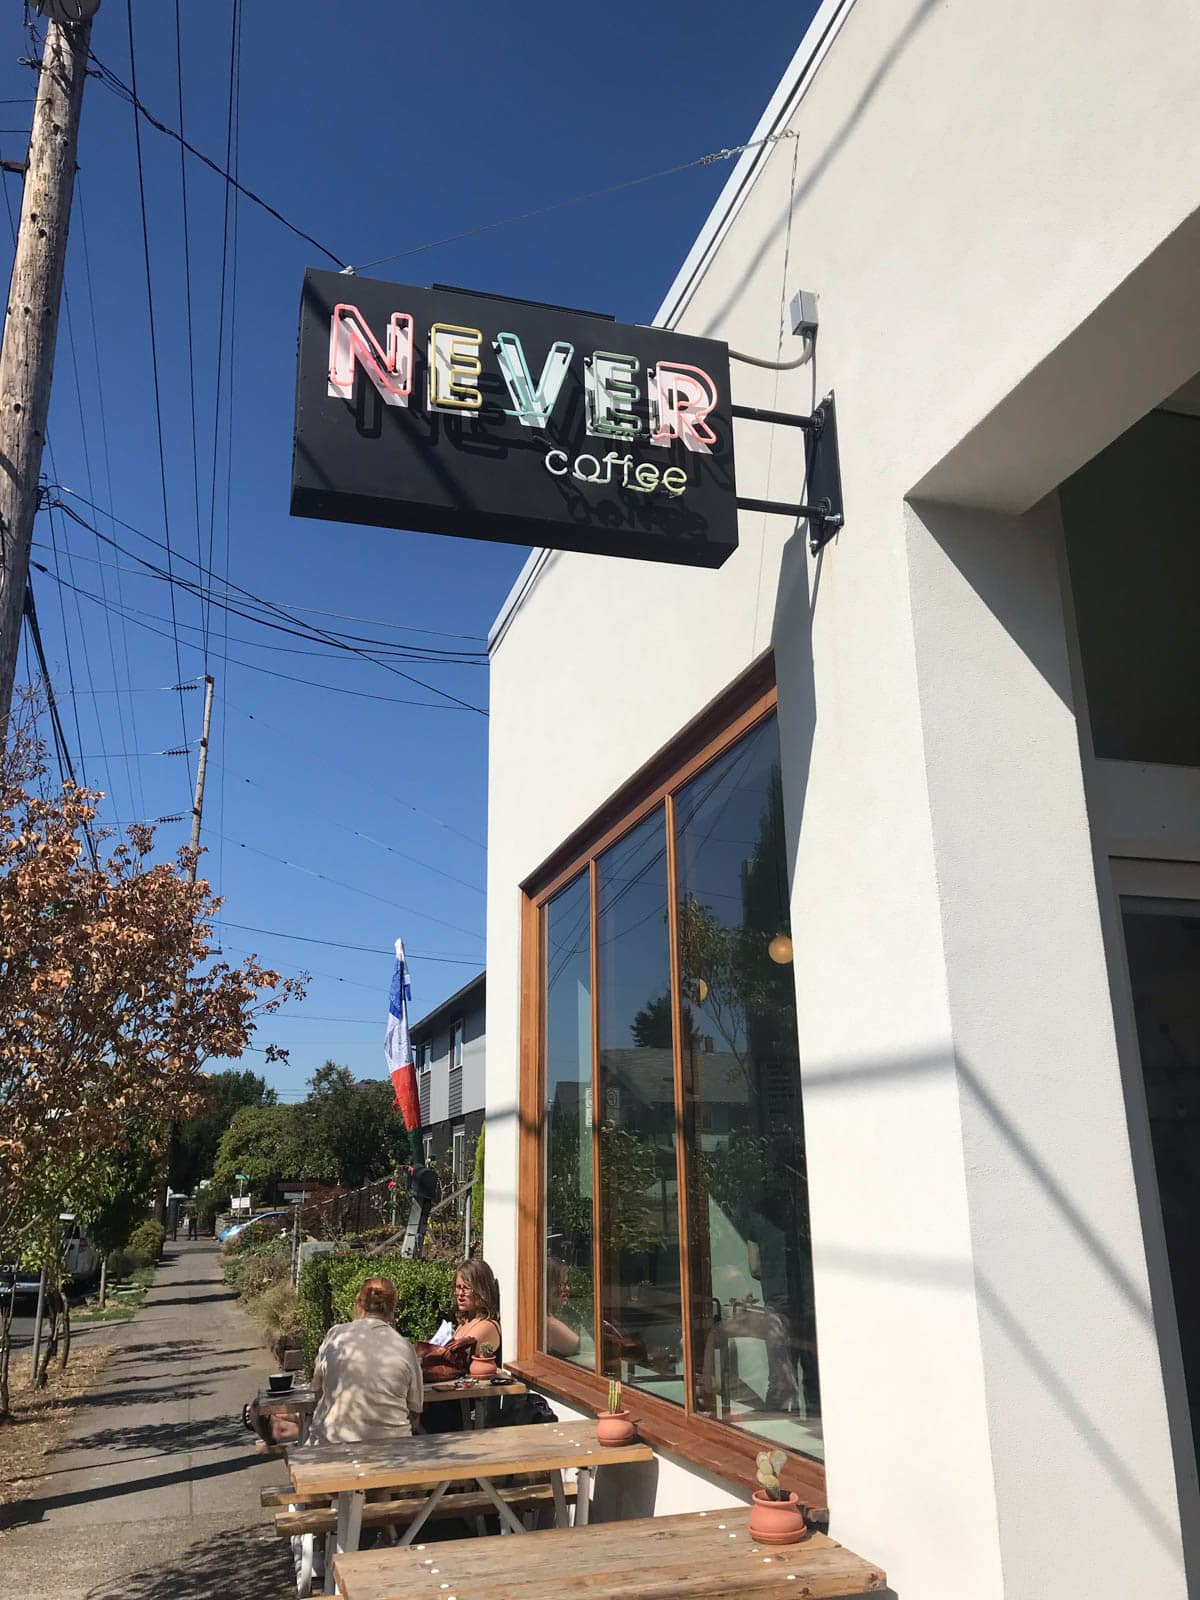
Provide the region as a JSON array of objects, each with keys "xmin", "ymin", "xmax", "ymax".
[{"xmin": 7, "ymin": 1288, "xmax": 91, "ymax": 1349}]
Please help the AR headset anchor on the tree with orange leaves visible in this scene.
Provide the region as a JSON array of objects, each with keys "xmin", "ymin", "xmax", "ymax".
[{"xmin": 0, "ymin": 704, "xmax": 305, "ymax": 1411}]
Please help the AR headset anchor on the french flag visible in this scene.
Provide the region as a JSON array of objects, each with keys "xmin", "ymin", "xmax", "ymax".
[{"xmin": 385, "ymin": 938, "xmax": 420, "ymax": 1131}]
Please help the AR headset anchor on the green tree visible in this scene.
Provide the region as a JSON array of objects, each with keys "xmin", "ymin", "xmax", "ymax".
[
  {"xmin": 170, "ymin": 1068, "xmax": 277, "ymax": 1196},
  {"xmin": 211, "ymin": 1104, "xmax": 319, "ymax": 1205},
  {"xmin": 300, "ymin": 1061, "xmax": 413, "ymax": 1187}
]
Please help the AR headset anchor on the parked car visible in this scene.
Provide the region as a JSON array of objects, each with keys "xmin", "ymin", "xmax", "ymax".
[{"xmin": 0, "ymin": 1213, "xmax": 100, "ymax": 1302}]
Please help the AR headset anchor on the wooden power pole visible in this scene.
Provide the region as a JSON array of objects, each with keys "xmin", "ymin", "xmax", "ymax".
[
  {"xmin": 0, "ymin": 9, "xmax": 95, "ymax": 738},
  {"xmin": 188, "ymin": 673, "xmax": 216, "ymax": 880}
]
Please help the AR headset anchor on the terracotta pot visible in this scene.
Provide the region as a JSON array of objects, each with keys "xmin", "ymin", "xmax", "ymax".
[
  {"xmin": 596, "ymin": 1409, "xmax": 636, "ymax": 1446},
  {"xmin": 469, "ymin": 1357, "xmax": 498, "ymax": 1378},
  {"xmin": 748, "ymin": 1489, "xmax": 807, "ymax": 1546}
]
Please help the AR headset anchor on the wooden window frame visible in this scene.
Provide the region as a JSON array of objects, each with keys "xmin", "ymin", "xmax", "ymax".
[{"xmin": 512, "ymin": 654, "xmax": 827, "ymax": 1508}]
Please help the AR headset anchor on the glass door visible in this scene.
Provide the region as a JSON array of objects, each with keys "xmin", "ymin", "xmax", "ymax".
[{"xmin": 1116, "ymin": 861, "xmax": 1200, "ymax": 1463}]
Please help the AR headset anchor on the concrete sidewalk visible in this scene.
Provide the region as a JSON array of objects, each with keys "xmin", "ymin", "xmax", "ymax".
[{"xmin": 0, "ymin": 1239, "xmax": 296, "ymax": 1600}]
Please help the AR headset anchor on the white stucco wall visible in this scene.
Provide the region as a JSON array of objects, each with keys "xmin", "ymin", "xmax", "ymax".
[{"xmin": 485, "ymin": 1, "xmax": 1200, "ymax": 1593}]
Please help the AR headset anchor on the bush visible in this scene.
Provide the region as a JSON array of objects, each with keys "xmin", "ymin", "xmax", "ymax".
[
  {"xmin": 329, "ymin": 1254, "xmax": 454, "ymax": 1341},
  {"xmin": 297, "ymin": 1254, "xmax": 334, "ymax": 1373},
  {"xmin": 239, "ymin": 1251, "xmax": 291, "ymax": 1303},
  {"xmin": 222, "ymin": 1236, "xmax": 290, "ymax": 1291},
  {"xmin": 106, "ymin": 1246, "xmax": 151, "ymax": 1282},
  {"xmin": 296, "ymin": 1251, "xmax": 455, "ymax": 1373},
  {"xmin": 251, "ymin": 1279, "xmax": 302, "ymax": 1359},
  {"xmin": 128, "ymin": 1220, "xmax": 165, "ymax": 1261}
]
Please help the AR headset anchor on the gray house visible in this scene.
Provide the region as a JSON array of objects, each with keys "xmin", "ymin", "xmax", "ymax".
[{"xmin": 410, "ymin": 971, "xmax": 485, "ymax": 1191}]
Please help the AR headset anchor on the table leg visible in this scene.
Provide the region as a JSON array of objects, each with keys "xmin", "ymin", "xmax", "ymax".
[
  {"xmin": 550, "ymin": 1470, "xmax": 568, "ymax": 1528},
  {"xmin": 297, "ymin": 1411, "xmax": 310, "ymax": 1446},
  {"xmin": 471, "ymin": 1397, "xmax": 485, "ymax": 1430},
  {"xmin": 399, "ymin": 1479, "xmax": 452, "ymax": 1546},
  {"xmin": 475, "ymin": 1476, "xmax": 527, "ymax": 1535},
  {"xmin": 460, "ymin": 1398, "xmax": 471, "ymax": 1430},
  {"xmin": 329, "ymin": 1490, "xmax": 364, "ymax": 1594},
  {"xmin": 322, "ymin": 1531, "xmax": 335, "ymax": 1596},
  {"xmin": 575, "ymin": 1467, "xmax": 591, "ymax": 1527}
]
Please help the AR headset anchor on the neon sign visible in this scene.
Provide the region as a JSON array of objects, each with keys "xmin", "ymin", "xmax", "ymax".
[{"xmin": 292, "ymin": 272, "xmax": 738, "ymax": 568}]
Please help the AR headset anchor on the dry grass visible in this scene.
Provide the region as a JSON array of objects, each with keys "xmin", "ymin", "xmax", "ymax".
[{"xmin": 0, "ymin": 1344, "xmax": 111, "ymax": 1516}]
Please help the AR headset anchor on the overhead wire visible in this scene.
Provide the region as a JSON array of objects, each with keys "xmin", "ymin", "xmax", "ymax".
[
  {"xmin": 220, "ymin": 696, "xmax": 486, "ymax": 851},
  {"xmin": 219, "ymin": 920, "xmax": 480, "ymax": 963},
  {"xmin": 59, "ymin": 277, "xmax": 129, "ymax": 828},
  {"xmin": 30, "ymin": 538, "xmax": 485, "ymax": 664},
  {"xmin": 209, "ymin": 758, "xmax": 484, "ymax": 895},
  {"xmin": 203, "ymin": 0, "xmax": 239, "ymax": 671},
  {"xmin": 172, "ymin": 0, "xmax": 204, "ymax": 672},
  {"xmin": 50, "ymin": 491, "xmax": 488, "ymax": 711},
  {"xmin": 124, "ymin": 0, "xmax": 194, "ymax": 788},
  {"xmin": 83, "ymin": 45, "xmax": 345, "ymax": 267},
  {"xmin": 214, "ymin": 2, "xmax": 244, "ymax": 943},
  {"xmin": 75, "ymin": 175, "xmax": 148, "ymax": 821},
  {"xmin": 210, "ymin": 827, "xmax": 483, "ymax": 941},
  {"xmin": 29, "ymin": 564, "xmax": 478, "ymax": 711}
]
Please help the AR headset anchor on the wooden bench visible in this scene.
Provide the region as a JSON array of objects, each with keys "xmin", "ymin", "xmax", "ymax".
[
  {"xmin": 332, "ymin": 1508, "xmax": 886, "ymax": 1600},
  {"xmin": 270, "ymin": 1479, "xmax": 575, "ymax": 1539}
]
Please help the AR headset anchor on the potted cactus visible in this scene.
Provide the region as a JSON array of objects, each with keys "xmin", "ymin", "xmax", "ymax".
[
  {"xmin": 596, "ymin": 1378, "xmax": 636, "ymax": 1446},
  {"xmin": 470, "ymin": 1340, "xmax": 499, "ymax": 1379},
  {"xmin": 748, "ymin": 1450, "xmax": 807, "ymax": 1545}
]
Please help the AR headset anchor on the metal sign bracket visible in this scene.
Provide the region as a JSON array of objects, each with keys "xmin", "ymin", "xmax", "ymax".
[{"xmin": 733, "ymin": 391, "xmax": 844, "ymax": 555}]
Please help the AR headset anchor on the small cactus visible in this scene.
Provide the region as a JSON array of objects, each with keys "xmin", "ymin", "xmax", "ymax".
[
  {"xmin": 755, "ymin": 1448, "xmax": 788, "ymax": 1501},
  {"xmin": 607, "ymin": 1377, "xmax": 623, "ymax": 1415}
]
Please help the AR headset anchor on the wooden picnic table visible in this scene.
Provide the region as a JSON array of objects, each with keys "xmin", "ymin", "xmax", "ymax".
[
  {"xmin": 258, "ymin": 1378, "xmax": 527, "ymax": 1442},
  {"xmin": 332, "ymin": 1509, "xmax": 886, "ymax": 1600},
  {"xmin": 289, "ymin": 1418, "xmax": 652, "ymax": 1594}
]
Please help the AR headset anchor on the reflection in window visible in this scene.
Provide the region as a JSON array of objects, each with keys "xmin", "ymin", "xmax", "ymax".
[
  {"xmin": 535, "ymin": 708, "xmax": 821, "ymax": 1464},
  {"xmin": 1122, "ymin": 896, "xmax": 1200, "ymax": 1468},
  {"xmin": 597, "ymin": 807, "xmax": 685, "ymax": 1405},
  {"xmin": 674, "ymin": 718, "xmax": 821, "ymax": 1458},
  {"xmin": 543, "ymin": 872, "xmax": 595, "ymax": 1370}
]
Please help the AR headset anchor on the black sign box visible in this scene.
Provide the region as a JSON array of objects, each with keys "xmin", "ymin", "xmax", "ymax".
[{"xmin": 290, "ymin": 271, "xmax": 738, "ymax": 569}]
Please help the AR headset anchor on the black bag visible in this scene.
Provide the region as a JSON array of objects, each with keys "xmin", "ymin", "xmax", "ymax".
[{"xmin": 498, "ymin": 1392, "xmax": 557, "ymax": 1427}]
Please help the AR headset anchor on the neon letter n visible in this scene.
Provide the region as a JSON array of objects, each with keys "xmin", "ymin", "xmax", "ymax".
[{"xmin": 328, "ymin": 304, "xmax": 413, "ymax": 406}]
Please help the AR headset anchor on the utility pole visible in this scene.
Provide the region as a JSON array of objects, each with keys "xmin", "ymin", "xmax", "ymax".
[
  {"xmin": 0, "ymin": 7, "xmax": 96, "ymax": 739},
  {"xmin": 188, "ymin": 674, "xmax": 215, "ymax": 880},
  {"xmin": 156, "ymin": 671, "xmax": 215, "ymax": 1224}
]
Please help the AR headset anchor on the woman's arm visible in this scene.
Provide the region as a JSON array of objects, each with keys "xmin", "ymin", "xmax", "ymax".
[{"xmin": 545, "ymin": 1315, "xmax": 581, "ymax": 1357}]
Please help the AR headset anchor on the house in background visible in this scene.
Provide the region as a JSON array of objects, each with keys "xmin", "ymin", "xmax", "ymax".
[{"xmin": 411, "ymin": 971, "xmax": 485, "ymax": 1194}]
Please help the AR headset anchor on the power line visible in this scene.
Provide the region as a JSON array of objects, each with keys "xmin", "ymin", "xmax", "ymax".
[
  {"xmin": 31, "ymin": 538, "xmax": 486, "ymax": 664},
  {"xmin": 348, "ymin": 131, "xmax": 798, "ymax": 275},
  {"xmin": 211, "ymin": 760, "xmax": 484, "ymax": 895},
  {"xmin": 50, "ymin": 491, "xmax": 488, "ymax": 710},
  {"xmin": 84, "ymin": 46, "xmax": 344, "ymax": 268},
  {"xmin": 172, "ymin": 0, "xmax": 204, "ymax": 673},
  {"xmin": 22, "ymin": 584, "xmax": 100, "ymax": 870},
  {"xmin": 124, "ymin": 0, "xmax": 192, "ymax": 782},
  {"xmin": 76, "ymin": 175, "xmax": 147, "ymax": 821},
  {"xmin": 30, "ymin": 562, "xmax": 479, "ymax": 711},
  {"xmin": 203, "ymin": 0, "xmax": 239, "ymax": 670},
  {"xmin": 219, "ymin": 920, "xmax": 480, "ymax": 963},
  {"xmin": 211, "ymin": 827, "xmax": 483, "ymax": 941},
  {"xmin": 221, "ymin": 696, "xmax": 486, "ymax": 851}
]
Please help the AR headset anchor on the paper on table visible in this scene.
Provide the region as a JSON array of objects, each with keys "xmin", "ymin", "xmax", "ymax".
[{"xmin": 429, "ymin": 1319, "xmax": 455, "ymax": 1348}]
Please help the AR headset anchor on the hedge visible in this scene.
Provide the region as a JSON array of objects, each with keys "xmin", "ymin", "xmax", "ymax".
[{"xmin": 296, "ymin": 1252, "xmax": 455, "ymax": 1374}]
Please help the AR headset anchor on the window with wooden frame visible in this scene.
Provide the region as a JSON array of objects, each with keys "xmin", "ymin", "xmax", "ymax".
[{"xmin": 516, "ymin": 664, "xmax": 825, "ymax": 1505}]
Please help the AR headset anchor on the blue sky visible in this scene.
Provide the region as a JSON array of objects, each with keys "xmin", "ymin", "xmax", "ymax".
[{"xmin": 0, "ymin": 1, "xmax": 810, "ymax": 1098}]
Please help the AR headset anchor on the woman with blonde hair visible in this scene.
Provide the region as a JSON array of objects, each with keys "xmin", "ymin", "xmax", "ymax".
[{"xmin": 452, "ymin": 1258, "xmax": 501, "ymax": 1359}]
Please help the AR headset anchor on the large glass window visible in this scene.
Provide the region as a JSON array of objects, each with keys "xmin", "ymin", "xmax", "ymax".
[
  {"xmin": 675, "ymin": 720, "xmax": 821, "ymax": 1456},
  {"xmin": 543, "ymin": 870, "xmax": 595, "ymax": 1372},
  {"xmin": 537, "ymin": 705, "xmax": 823, "ymax": 1463},
  {"xmin": 597, "ymin": 808, "xmax": 685, "ymax": 1405}
]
